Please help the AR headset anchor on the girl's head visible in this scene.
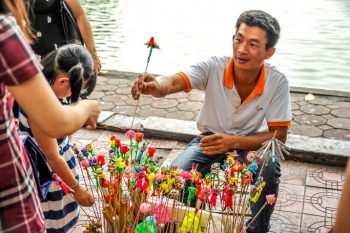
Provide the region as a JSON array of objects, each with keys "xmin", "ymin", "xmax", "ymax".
[{"xmin": 41, "ymin": 44, "xmax": 97, "ymax": 103}]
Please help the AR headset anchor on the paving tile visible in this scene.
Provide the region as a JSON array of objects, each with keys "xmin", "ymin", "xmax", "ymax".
[
  {"xmin": 281, "ymin": 160, "xmax": 307, "ymax": 186},
  {"xmin": 162, "ymin": 148, "xmax": 184, "ymax": 166},
  {"xmin": 269, "ymin": 211, "xmax": 301, "ymax": 233},
  {"xmin": 175, "ymin": 141, "xmax": 188, "ymax": 149},
  {"xmin": 327, "ymin": 118, "xmax": 350, "ymax": 129},
  {"xmin": 275, "ymin": 183, "xmax": 305, "ymax": 214},
  {"xmin": 73, "ymin": 128, "xmax": 106, "ymax": 140},
  {"xmin": 146, "ymin": 138, "xmax": 178, "ymax": 149},
  {"xmin": 306, "ymin": 164, "xmax": 345, "ymax": 190},
  {"xmin": 300, "ymin": 214, "xmax": 334, "ymax": 233},
  {"xmin": 323, "ymin": 128, "xmax": 350, "ymax": 141},
  {"xmin": 303, "ymin": 187, "xmax": 340, "ymax": 217}
]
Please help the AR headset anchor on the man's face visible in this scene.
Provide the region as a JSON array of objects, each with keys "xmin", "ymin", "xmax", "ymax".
[{"xmin": 232, "ymin": 23, "xmax": 275, "ymax": 71}]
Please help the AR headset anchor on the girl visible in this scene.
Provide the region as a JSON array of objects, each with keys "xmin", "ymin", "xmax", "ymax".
[
  {"xmin": 19, "ymin": 44, "xmax": 97, "ymax": 233},
  {"xmin": 0, "ymin": 1, "xmax": 100, "ymax": 232}
]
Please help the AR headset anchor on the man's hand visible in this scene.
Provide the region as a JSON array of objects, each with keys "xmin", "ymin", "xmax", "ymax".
[
  {"xmin": 131, "ymin": 73, "xmax": 159, "ymax": 100},
  {"xmin": 200, "ymin": 133, "xmax": 234, "ymax": 155}
]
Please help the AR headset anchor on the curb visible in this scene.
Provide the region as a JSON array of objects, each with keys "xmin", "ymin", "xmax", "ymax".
[{"xmin": 98, "ymin": 112, "xmax": 350, "ymax": 167}]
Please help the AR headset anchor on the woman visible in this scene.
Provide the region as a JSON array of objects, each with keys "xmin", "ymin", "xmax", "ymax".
[
  {"xmin": 0, "ymin": 1, "xmax": 100, "ymax": 232},
  {"xmin": 331, "ymin": 159, "xmax": 350, "ymax": 233},
  {"xmin": 30, "ymin": 0, "xmax": 101, "ymax": 73}
]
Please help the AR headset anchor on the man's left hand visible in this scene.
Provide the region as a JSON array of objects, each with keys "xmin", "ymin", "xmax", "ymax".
[{"xmin": 199, "ymin": 133, "xmax": 234, "ymax": 155}]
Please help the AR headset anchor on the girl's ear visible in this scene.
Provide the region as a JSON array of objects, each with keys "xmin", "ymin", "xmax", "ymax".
[
  {"xmin": 51, "ymin": 74, "xmax": 70, "ymax": 98},
  {"xmin": 55, "ymin": 74, "xmax": 69, "ymax": 87}
]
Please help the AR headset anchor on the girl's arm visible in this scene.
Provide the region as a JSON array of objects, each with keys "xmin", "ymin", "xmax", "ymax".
[
  {"xmin": 66, "ymin": 0, "xmax": 101, "ymax": 73},
  {"xmin": 28, "ymin": 117, "xmax": 95, "ymax": 207},
  {"xmin": 8, "ymin": 72, "xmax": 100, "ymax": 138}
]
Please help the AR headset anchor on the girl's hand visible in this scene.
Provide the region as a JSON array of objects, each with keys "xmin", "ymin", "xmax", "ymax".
[{"xmin": 73, "ymin": 184, "xmax": 95, "ymax": 207}]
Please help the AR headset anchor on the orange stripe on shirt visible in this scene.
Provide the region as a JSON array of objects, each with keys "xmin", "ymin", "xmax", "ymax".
[
  {"xmin": 267, "ymin": 121, "xmax": 292, "ymax": 127},
  {"xmin": 177, "ymin": 72, "xmax": 192, "ymax": 92},
  {"xmin": 242, "ymin": 64, "xmax": 266, "ymax": 105}
]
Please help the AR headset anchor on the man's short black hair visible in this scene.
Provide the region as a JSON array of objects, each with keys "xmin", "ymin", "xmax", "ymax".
[{"xmin": 235, "ymin": 10, "xmax": 280, "ymax": 50}]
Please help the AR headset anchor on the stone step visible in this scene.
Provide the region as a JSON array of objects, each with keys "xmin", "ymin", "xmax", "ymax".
[{"xmin": 98, "ymin": 111, "xmax": 350, "ymax": 166}]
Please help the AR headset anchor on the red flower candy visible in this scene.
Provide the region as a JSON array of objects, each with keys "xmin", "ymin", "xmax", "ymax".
[
  {"xmin": 147, "ymin": 147, "xmax": 156, "ymax": 157},
  {"xmin": 135, "ymin": 132, "xmax": 144, "ymax": 142},
  {"xmin": 96, "ymin": 155, "xmax": 105, "ymax": 165},
  {"xmin": 114, "ymin": 139, "xmax": 121, "ymax": 147},
  {"xmin": 120, "ymin": 145, "xmax": 129, "ymax": 154}
]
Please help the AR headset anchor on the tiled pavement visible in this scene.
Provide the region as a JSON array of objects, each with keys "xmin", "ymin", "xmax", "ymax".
[
  {"xmin": 69, "ymin": 129, "xmax": 345, "ymax": 233},
  {"xmin": 91, "ymin": 70, "xmax": 350, "ymax": 142}
]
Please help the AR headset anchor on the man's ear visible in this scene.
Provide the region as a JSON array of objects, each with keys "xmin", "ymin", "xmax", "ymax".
[{"xmin": 265, "ymin": 47, "xmax": 276, "ymax": 60}]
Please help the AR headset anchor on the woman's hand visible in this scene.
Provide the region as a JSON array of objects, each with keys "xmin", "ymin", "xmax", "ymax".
[
  {"xmin": 78, "ymin": 100, "xmax": 101, "ymax": 129},
  {"xmin": 92, "ymin": 54, "xmax": 101, "ymax": 74}
]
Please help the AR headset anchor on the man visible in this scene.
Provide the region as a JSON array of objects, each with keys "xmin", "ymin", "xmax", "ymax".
[{"xmin": 131, "ymin": 10, "xmax": 292, "ymax": 233}]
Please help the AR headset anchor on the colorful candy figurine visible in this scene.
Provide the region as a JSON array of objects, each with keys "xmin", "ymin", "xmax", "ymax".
[
  {"xmin": 140, "ymin": 202, "xmax": 152, "ymax": 215},
  {"xmin": 245, "ymin": 194, "xmax": 277, "ymax": 230},
  {"xmin": 266, "ymin": 194, "xmax": 277, "ymax": 205},
  {"xmin": 52, "ymin": 173, "xmax": 72, "ymax": 194},
  {"xmin": 250, "ymin": 181, "xmax": 266, "ymax": 203},
  {"xmin": 224, "ymin": 184, "xmax": 236, "ymax": 210},
  {"xmin": 179, "ymin": 210, "xmax": 202, "ymax": 233},
  {"xmin": 187, "ymin": 186, "xmax": 198, "ymax": 206},
  {"xmin": 209, "ymin": 186, "xmax": 220, "ymax": 207}
]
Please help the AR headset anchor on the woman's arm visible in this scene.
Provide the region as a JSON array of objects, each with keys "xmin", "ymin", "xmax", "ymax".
[
  {"xmin": 8, "ymin": 72, "xmax": 100, "ymax": 138},
  {"xmin": 333, "ymin": 159, "xmax": 350, "ymax": 233},
  {"xmin": 28, "ymin": 117, "xmax": 94, "ymax": 207},
  {"xmin": 66, "ymin": 0, "xmax": 101, "ymax": 73}
]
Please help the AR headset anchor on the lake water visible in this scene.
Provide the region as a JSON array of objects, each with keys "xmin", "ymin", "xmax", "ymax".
[{"xmin": 82, "ymin": 0, "xmax": 350, "ymax": 92}]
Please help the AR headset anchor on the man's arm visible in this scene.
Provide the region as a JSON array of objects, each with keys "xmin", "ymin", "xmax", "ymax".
[
  {"xmin": 200, "ymin": 126, "xmax": 288, "ymax": 155},
  {"xmin": 131, "ymin": 73, "xmax": 187, "ymax": 100}
]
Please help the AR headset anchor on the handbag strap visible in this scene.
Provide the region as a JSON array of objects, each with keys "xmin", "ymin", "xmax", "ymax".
[{"xmin": 60, "ymin": 0, "xmax": 84, "ymax": 44}]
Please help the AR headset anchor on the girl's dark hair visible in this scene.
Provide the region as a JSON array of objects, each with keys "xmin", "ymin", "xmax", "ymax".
[
  {"xmin": 41, "ymin": 44, "xmax": 97, "ymax": 103},
  {"xmin": 235, "ymin": 10, "xmax": 280, "ymax": 50}
]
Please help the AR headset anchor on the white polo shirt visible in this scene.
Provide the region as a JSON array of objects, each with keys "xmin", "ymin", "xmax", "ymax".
[{"xmin": 178, "ymin": 56, "xmax": 292, "ymax": 136}]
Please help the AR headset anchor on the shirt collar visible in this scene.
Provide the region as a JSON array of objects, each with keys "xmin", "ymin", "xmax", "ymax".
[{"xmin": 223, "ymin": 57, "xmax": 266, "ymax": 96}]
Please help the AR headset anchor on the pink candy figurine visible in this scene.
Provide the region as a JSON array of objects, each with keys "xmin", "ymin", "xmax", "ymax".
[
  {"xmin": 52, "ymin": 173, "xmax": 72, "ymax": 194},
  {"xmin": 125, "ymin": 129, "xmax": 136, "ymax": 139},
  {"xmin": 81, "ymin": 159, "xmax": 90, "ymax": 168},
  {"xmin": 266, "ymin": 194, "xmax": 277, "ymax": 205},
  {"xmin": 140, "ymin": 202, "xmax": 152, "ymax": 215}
]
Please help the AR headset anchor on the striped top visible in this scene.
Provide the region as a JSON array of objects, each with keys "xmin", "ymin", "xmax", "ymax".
[
  {"xmin": 19, "ymin": 109, "xmax": 80, "ymax": 233},
  {"xmin": 0, "ymin": 14, "xmax": 45, "ymax": 232}
]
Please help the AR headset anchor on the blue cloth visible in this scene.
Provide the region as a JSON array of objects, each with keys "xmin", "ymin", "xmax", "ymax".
[{"xmin": 171, "ymin": 132, "xmax": 281, "ymax": 233}]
